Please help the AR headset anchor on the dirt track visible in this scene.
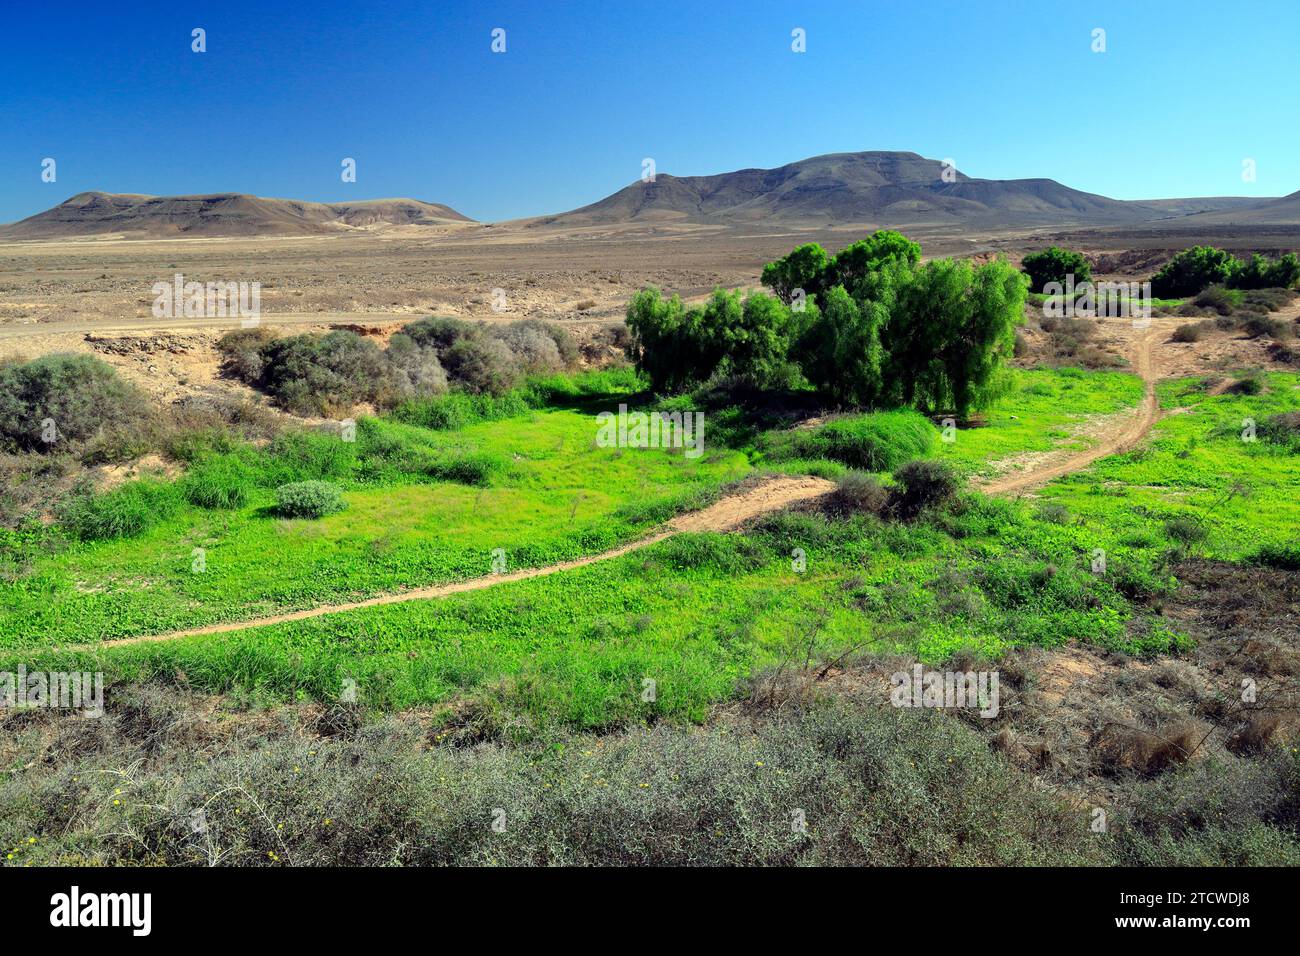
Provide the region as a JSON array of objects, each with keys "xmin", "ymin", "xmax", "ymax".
[
  {"xmin": 101, "ymin": 475, "xmax": 837, "ymax": 647},
  {"xmin": 95, "ymin": 323, "xmax": 1174, "ymax": 647},
  {"xmin": 980, "ymin": 321, "xmax": 1163, "ymax": 495}
]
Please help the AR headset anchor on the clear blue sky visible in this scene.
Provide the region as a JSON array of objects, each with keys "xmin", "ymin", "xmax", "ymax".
[{"xmin": 2, "ymin": 0, "xmax": 1296, "ymax": 223}]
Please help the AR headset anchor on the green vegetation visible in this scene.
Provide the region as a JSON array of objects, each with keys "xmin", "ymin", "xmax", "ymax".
[
  {"xmin": 218, "ymin": 316, "xmax": 580, "ymax": 415},
  {"xmin": 761, "ymin": 409, "xmax": 936, "ymax": 470},
  {"xmin": 1037, "ymin": 372, "xmax": 1300, "ymax": 560},
  {"xmin": 0, "ymin": 372, "xmax": 749, "ymax": 643},
  {"xmin": 1151, "ymin": 246, "xmax": 1300, "ymax": 298},
  {"xmin": 1020, "ymin": 246, "xmax": 1091, "ymax": 293},
  {"xmin": 275, "ymin": 480, "xmax": 347, "ymax": 519},
  {"xmin": 0, "ymin": 354, "xmax": 153, "ymax": 456},
  {"xmin": 629, "ymin": 232, "xmax": 1027, "ymax": 418}
]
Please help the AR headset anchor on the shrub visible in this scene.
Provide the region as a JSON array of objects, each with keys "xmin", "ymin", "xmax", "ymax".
[
  {"xmin": 889, "ymin": 459, "xmax": 960, "ymax": 519},
  {"xmin": 423, "ymin": 452, "xmax": 506, "ymax": 486},
  {"xmin": 396, "ymin": 317, "xmax": 481, "ymax": 354},
  {"xmin": 274, "ymin": 480, "xmax": 347, "ymax": 519},
  {"xmin": 1192, "ymin": 285, "xmax": 1241, "ymax": 316},
  {"xmin": 0, "ymin": 354, "xmax": 152, "ymax": 454},
  {"xmin": 441, "ymin": 338, "xmax": 521, "ymax": 395},
  {"xmin": 1164, "ymin": 516, "xmax": 1207, "ymax": 545},
  {"xmin": 1242, "ymin": 314, "xmax": 1291, "ymax": 340},
  {"xmin": 1259, "ymin": 411, "xmax": 1300, "ymax": 452},
  {"xmin": 1036, "ymin": 502, "xmax": 1071, "ymax": 525},
  {"xmin": 383, "ymin": 333, "xmax": 448, "ymax": 401},
  {"xmin": 1152, "ymin": 247, "xmax": 1240, "ymax": 298},
  {"xmin": 215, "ymin": 327, "xmax": 277, "ymax": 383},
  {"xmin": 181, "ymin": 456, "xmax": 251, "ymax": 509},
  {"xmin": 1241, "ymin": 288, "xmax": 1296, "ymax": 312},
  {"xmin": 1171, "ymin": 323, "xmax": 1205, "ymax": 343},
  {"xmin": 784, "ymin": 411, "xmax": 937, "ymax": 471},
  {"xmin": 823, "ymin": 471, "xmax": 890, "ymax": 517},
  {"xmin": 258, "ymin": 331, "xmax": 389, "ymax": 415},
  {"xmin": 62, "ymin": 479, "xmax": 182, "ymax": 540},
  {"xmin": 1227, "ymin": 374, "xmax": 1264, "ymax": 395},
  {"xmin": 1021, "ymin": 247, "xmax": 1091, "ymax": 294},
  {"xmin": 1245, "ymin": 542, "xmax": 1300, "ymax": 571},
  {"xmin": 491, "ymin": 322, "xmax": 564, "ymax": 374},
  {"xmin": 497, "ymin": 319, "xmax": 579, "ymax": 367}
]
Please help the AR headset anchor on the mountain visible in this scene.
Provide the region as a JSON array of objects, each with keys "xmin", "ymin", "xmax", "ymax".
[
  {"xmin": 0, "ymin": 192, "xmax": 473, "ymax": 239},
  {"xmin": 1143, "ymin": 189, "xmax": 1300, "ymax": 227},
  {"xmin": 532, "ymin": 151, "xmax": 1276, "ymax": 231}
]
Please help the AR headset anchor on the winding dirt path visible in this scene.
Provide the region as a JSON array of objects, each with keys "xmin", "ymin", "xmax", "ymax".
[
  {"xmin": 979, "ymin": 322, "xmax": 1163, "ymax": 495},
  {"xmin": 96, "ymin": 323, "xmax": 1169, "ymax": 647},
  {"xmin": 101, "ymin": 475, "xmax": 836, "ymax": 647}
]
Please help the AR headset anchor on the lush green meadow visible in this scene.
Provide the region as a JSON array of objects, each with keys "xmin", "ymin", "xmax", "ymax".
[
  {"xmin": 1039, "ymin": 372, "xmax": 1300, "ymax": 560},
  {"xmin": 936, "ymin": 367, "xmax": 1144, "ymax": 479},
  {"xmin": 3, "ymin": 367, "xmax": 1295, "ymax": 737},
  {"xmin": 0, "ymin": 388, "xmax": 748, "ymax": 644}
]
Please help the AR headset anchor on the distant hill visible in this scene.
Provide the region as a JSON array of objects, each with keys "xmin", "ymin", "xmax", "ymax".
[
  {"xmin": 1142, "ymin": 189, "xmax": 1300, "ymax": 227},
  {"xmin": 0, "ymin": 192, "xmax": 474, "ymax": 239},
  {"xmin": 531, "ymin": 152, "xmax": 1279, "ymax": 231}
]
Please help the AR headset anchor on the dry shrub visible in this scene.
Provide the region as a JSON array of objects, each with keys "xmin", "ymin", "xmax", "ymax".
[
  {"xmin": 1091, "ymin": 720, "xmax": 1204, "ymax": 776},
  {"xmin": 823, "ymin": 471, "xmax": 889, "ymax": 518},
  {"xmin": 1226, "ymin": 712, "xmax": 1286, "ymax": 756}
]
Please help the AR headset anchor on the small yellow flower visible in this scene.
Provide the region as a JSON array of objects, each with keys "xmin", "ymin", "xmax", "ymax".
[{"xmin": 113, "ymin": 800, "xmax": 120, "ymax": 806}]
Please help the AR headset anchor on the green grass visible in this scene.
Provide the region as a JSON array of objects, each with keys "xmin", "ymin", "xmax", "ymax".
[
  {"xmin": 4, "ymin": 367, "xmax": 1292, "ymax": 735},
  {"xmin": 8, "ymin": 492, "xmax": 1188, "ymax": 728},
  {"xmin": 936, "ymin": 367, "xmax": 1144, "ymax": 479},
  {"xmin": 0, "ymin": 404, "xmax": 748, "ymax": 644},
  {"xmin": 1037, "ymin": 372, "xmax": 1300, "ymax": 560}
]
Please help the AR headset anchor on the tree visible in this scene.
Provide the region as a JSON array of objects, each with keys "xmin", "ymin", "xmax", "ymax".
[
  {"xmin": 760, "ymin": 243, "xmax": 830, "ymax": 304},
  {"xmin": 625, "ymin": 287, "xmax": 722, "ymax": 392},
  {"xmin": 718, "ymin": 291, "xmax": 798, "ymax": 388},
  {"xmin": 828, "ymin": 230, "xmax": 921, "ymax": 295},
  {"xmin": 1150, "ymin": 246, "xmax": 1239, "ymax": 298},
  {"xmin": 1020, "ymin": 247, "xmax": 1091, "ymax": 294},
  {"xmin": 1232, "ymin": 252, "xmax": 1300, "ymax": 290},
  {"xmin": 876, "ymin": 258, "xmax": 1025, "ymax": 418},
  {"xmin": 795, "ymin": 284, "xmax": 886, "ymax": 407}
]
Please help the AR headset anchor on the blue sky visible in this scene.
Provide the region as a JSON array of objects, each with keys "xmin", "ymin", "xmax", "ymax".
[{"xmin": 2, "ymin": 0, "xmax": 1296, "ymax": 223}]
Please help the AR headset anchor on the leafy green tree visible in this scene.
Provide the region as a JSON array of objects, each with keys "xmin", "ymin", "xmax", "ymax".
[
  {"xmin": 760, "ymin": 243, "xmax": 830, "ymax": 304},
  {"xmin": 1232, "ymin": 252, "xmax": 1300, "ymax": 290},
  {"xmin": 1151, "ymin": 246, "xmax": 1240, "ymax": 298},
  {"xmin": 1020, "ymin": 247, "xmax": 1091, "ymax": 293},
  {"xmin": 624, "ymin": 287, "xmax": 721, "ymax": 392},
  {"xmin": 828, "ymin": 230, "xmax": 922, "ymax": 295},
  {"xmin": 795, "ymin": 284, "xmax": 886, "ymax": 407},
  {"xmin": 877, "ymin": 258, "xmax": 1025, "ymax": 418},
  {"xmin": 718, "ymin": 291, "xmax": 798, "ymax": 388}
]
